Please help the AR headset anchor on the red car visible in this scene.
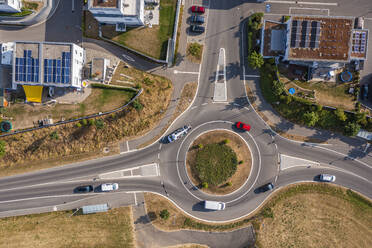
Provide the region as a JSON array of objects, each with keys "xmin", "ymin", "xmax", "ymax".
[
  {"xmin": 191, "ymin": 5, "xmax": 205, "ymax": 14},
  {"xmin": 236, "ymin": 122, "xmax": 251, "ymax": 131}
]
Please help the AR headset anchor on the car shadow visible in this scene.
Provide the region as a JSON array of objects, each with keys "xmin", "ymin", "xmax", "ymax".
[{"xmin": 192, "ymin": 201, "xmax": 213, "ymax": 212}]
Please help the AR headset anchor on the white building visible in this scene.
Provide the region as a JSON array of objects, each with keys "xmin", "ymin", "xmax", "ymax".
[
  {"xmin": 0, "ymin": 0, "xmax": 22, "ymax": 13},
  {"xmin": 1, "ymin": 41, "xmax": 85, "ymax": 91},
  {"xmin": 88, "ymin": 0, "xmax": 144, "ymax": 31}
]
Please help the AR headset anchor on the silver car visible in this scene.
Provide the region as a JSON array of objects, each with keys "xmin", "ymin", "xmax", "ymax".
[
  {"xmin": 167, "ymin": 125, "xmax": 191, "ymax": 143},
  {"xmin": 319, "ymin": 174, "xmax": 336, "ymax": 182}
]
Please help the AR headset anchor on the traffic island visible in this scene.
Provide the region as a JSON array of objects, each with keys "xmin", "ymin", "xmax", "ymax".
[{"xmin": 186, "ymin": 130, "xmax": 252, "ymax": 195}]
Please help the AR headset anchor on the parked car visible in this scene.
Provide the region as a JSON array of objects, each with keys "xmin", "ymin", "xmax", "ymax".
[
  {"xmin": 255, "ymin": 183, "xmax": 274, "ymax": 193},
  {"xmin": 236, "ymin": 121, "xmax": 251, "ymax": 131},
  {"xmin": 190, "ymin": 25, "xmax": 205, "ymax": 34},
  {"xmin": 190, "ymin": 15, "xmax": 205, "ymax": 24},
  {"xmin": 166, "ymin": 125, "xmax": 192, "ymax": 143},
  {"xmin": 319, "ymin": 174, "xmax": 336, "ymax": 182},
  {"xmin": 191, "ymin": 5, "xmax": 205, "ymax": 14},
  {"xmin": 74, "ymin": 185, "xmax": 93, "ymax": 193},
  {"xmin": 100, "ymin": 183, "xmax": 119, "ymax": 192},
  {"xmin": 362, "ymin": 84, "xmax": 369, "ymax": 100}
]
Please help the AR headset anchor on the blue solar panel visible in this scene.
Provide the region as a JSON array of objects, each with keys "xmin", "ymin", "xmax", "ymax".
[
  {"xmin": 24, "ymin": 50, "xmax": 27, "ymax": 57},
  {"xmin": 44, "ymin": 74, "xmax": 47, "ymax": 83},
  {"xmin": 27, "ymin": 50, "xmax": 31, "ymax": 57},
  {"xmin": 48, "ymin": 74, "xmax": 52, "ymax": 82},
  {"xmin": 56, "ymin": 75, "xmax": 61, "ymax": 83},
  {"xmin": 23, "ymin": 73, "xmax": 26, "ymax": 82}
]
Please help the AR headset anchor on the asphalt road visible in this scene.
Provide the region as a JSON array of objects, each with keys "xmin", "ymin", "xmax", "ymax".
[{"xmin": 0, "ymin": 0, "xmax": 371, "ymax": 221}]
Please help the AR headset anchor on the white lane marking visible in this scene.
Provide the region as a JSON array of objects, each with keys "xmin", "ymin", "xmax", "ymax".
[
  {"xmin": 280, "ymin": 154, "xmax": 320, "ymax": 171},
  {"xmin": 289, "ymin": 7, "xmax": 329, "ymax": 16},
  {"xmin": 122, "ymin": 54, "xmax": 135, "ymax": 62},
  {"xmin": 0, "ymin": 194, "xmax": 100, "ymax": 204},
  {"xmin": 363, "ymin": 143, "xmax": 370, "ymax": 153},
  {"xmin": 134, "ymin": 192, "xmax": 137, "ymax": 205},
  {"xmin": 244, "ymin": 74, "xmax": 260, "ymax": 78},
  {"xmin": 158, "ymin": 153, "xmax": 160, "ymax": 159},
  {"xmin": 233, "ymin": 103, "xmax": 240, "ymax": 106},
  {"xmin": 72, "ymin": 0, "xmax": 75, "ymax": 12},
  {"xmin": 267, "ymin": 0, "xmax": 337, "ymax": 6},
  {"xmin": 130, "ymin": 169, "xmax": 133, "ymax": 176},
  {"xmin": 120, "ymin": 148, "xmax": 138, "ymax": 154},
  {"xmin": 274, "ymin": 175, "xmax": 278, "ymax": 183},
  {"xmin": 212, "ymin": 101, "xmax": 229, "ymax": 104},
  {"xmin": 174, "ymin": 70, "xmax": 199, "ymax": 75},
  {"xmin": 126, "ymin": 141, "xmax": 130, "ymax": 152},
  {"xmin": 201, "ymin": 102, "xmax": 208, "ymax": 106},
  {"xmin": 191, "ymin": 106, "xmax": 198, "ymax": 110},
  {"xmin": 274, "ymin": 143, "xmax": 278, "ymax": 149},
  {"xmin": 159, "ymin": 143, "xmax": 162, "ymax": 150}
]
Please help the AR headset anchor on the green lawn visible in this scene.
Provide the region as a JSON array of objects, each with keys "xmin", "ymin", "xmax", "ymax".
[
  {"xmin": 195, "ymin": 143, "xmax": 238, "ymax": 186},
  {"xmin": 0, "ymin": 9, "xmax": 32, "ymax": 17}
]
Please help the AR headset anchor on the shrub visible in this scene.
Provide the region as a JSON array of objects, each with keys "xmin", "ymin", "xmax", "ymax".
[
  {"xmin": 261, "ymin": 207, "xmax": 274, "ymax": 218},
  {"xmin": 0, "ymin": 140, "xmax": 6, "ymax": 157},
  {"xmin": 202, "ymin": 182, "xmax": 208, "ymax": 188},
  {"xmin": 76, "ymin": 122, "xmax": 82, "ymax": 128},
  {"xmin": 248, "ymin": 13, "xmax": 264, "ymax": 31},
  {"xmin": 318, "ymin": 110, "xmax": 336, "ymax": 129},
  {"xmin": 303, "ymin": 111, "xmax": 319, "ymax": 127},
  {"xmin": 81, "ymin": 119, "xmax": 88, "ymax": 126},
  {"xmin": 248, "ymin": 51, "xmax": 264, "ymax": 69},
  {"xmin": 88, "ymin": 119, "xmax": 95, "ymax": 126},
  {"xmin": 132, "ymin": 99, "xmax": 143, "ymax": 111},
  {"xmin": 222, "ymin": 139, "xmax": 230, "ymax": 144},
  {"xmin": 239, "ymin": 160, "xmax": 243, "ymax": 164},
  {"xmin": 272, "ymin": 80, "xmax": 285, "ymax": 96},
  {"xmin": 315, "ymin": 104, "xmax": 323, "ymax": 112},
  {"xmin": 335, "ymin": 108, "xmax": 347, "ymax": 122},
  {"xmin": 354, "ymin": 112, "xmax": 367, "ymax": 125},
  {"xmin": 95, "ymin": 119, "xmax": 105, "ymax": 129},
  {"xmin": 159, "ymin": 209, "xmax": 170, "ymax": 220},
  {"xmin": 355, "ymin": 102, "xmax": 361, "ymax": 112},
  {"xmin": 247, "ymin": 31, "xmax": 253, "ymax": 54},
  {"xmin": 50, "ymin": 131, "xmax": 59, "ymax": 140},
  {"xmin": 188, "ymin": 42, "xmax": 202, "ymax": 59},
  {"xmin": 198, "ymin": 144, "xmax": 203, "ymax": 149},
  {"xmin": 143, "ymin": 77, "xmax": 153, "ymax": 86},
  {"xmin": 282, "ymin": 15, "xmax": 291, "ymax": 23},
  {"xmin": 344, "ymin": 122, "xmax": 360, "ymax": 136},
  {"xmin": 135, "ymin": 83, "xmax": 142, "ymax": 89},
  {"xmin": 227, "ymin": 182, "xmax": 232, "ymax": 186}
]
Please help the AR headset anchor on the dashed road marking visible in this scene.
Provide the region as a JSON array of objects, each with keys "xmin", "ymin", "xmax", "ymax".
[
  {"xmin": 201, "ymin": 103, "xmax": 208, "ymax": 106},
  {"xmin": 191, "ymin": 106, "xmax": 198, "ymax": 110},
  {"xmin": 174, "ymin": 70, "xmax": 199, "ymax": 75}
]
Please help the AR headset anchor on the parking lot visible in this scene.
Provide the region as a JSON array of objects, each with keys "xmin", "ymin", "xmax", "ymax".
[{"xmin": 186, "ymin": 0, "xmax": 210, "ymax": 44}]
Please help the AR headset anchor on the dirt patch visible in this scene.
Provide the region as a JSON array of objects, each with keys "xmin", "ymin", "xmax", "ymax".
[
  {"xmin": 186, "ymin": 130, "xmax": 252, "ymax": 195},
  {"xmin": 0, "ymin": 207, "xmax": 135, "ymax": 248},
  {"xmin": 138, "ymin": 82, "xmax": 197, "ymax": 149},
  {"xmin": 0, "ymin": 63, "xmax": 172, "ymax": 176},
  {"xmin": 83, "ymin": 10, "xmax": 100, "ymax": 39}
]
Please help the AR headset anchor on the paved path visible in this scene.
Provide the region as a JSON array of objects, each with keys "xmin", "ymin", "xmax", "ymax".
[{"xmin": 133, "ymin": 193, "xmax": 256, "ymax": 248}]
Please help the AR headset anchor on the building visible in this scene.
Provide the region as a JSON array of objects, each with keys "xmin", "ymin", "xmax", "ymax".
[
  {"xmin": 260, "ymin": 16, "xmax": 369, "ymax": 69},
  {"xmin": 1, "ymin": 41, "xmax": 85, "ymax": 102},
  {"xmin": 0, "ymin": 0, "xmax": 22, "ymax": 13},
  {"xmin": 88, "ymin": 0, "xmax": 144, "ymax": 31}
]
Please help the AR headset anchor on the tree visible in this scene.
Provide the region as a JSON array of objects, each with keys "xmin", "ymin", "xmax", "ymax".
[
  {"xmin": 344, "ymin": 122, "xmax": 360, "ymax": 136},
  {"xmin": 248, "ymin": 51, "xmax": 264, "ymax": 69},
  {"xmin": 303, "ymin": 111, "xmax": 319, "ymax": 127},
  {"xmin": 0, "ymin": 140, "xmax": 6, "ymax": 157},
  {"xmin": 159, "ymin": 209, "xmax": 170, "ymax": 220},
  {"xmin": 132, "ymin": 99, "xmax": 143, "ymax": 111},
  {"xmin": 272, "ymin": 80, "xmax": 284, "ymax": 96},
  {"xmin": 202, "ymin": 182, "xmax": 208, "ymax": 188},
  {"xmin": 95, "ymin": 119, "xmax": 105, "ymax": 129},
  {"xmin": 334, "ymin": 108, "xmax": 347, "ymax": 122},
  {"xmin": 354, "ymin": 112, "xmax": 367, "ymax": 126}
]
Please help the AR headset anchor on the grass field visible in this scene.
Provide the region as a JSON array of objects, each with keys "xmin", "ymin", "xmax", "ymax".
[
  {"xmin": 187, "ymin": 131, "xmax": 252, "ymax": 195},
  {"xmin": 0, "ymin": 207, "xmax": 135, "ymax": 248},
  {"xmin": 3, "ymin": 88, "xmax": 135, "ymax": 130},
  {"xmin": 107, "ymin": 0, "xmax": 177, "ymax": 59}
]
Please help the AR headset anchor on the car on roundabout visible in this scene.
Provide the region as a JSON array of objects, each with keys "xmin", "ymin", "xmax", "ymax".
[
  {"xmin": 236, "ymin": 121, "xmax": 251, "ymax": 131},
  {"xmin": 319, "ymin": 174, "xmax": 336, "ymax": 182},
  {"xmin": 255, "ymin": 182, "xmax": 274, "ymax": 193},
  {"xmin": 166, "ymin": 125, "xmax": 192, "ymax": 143}
]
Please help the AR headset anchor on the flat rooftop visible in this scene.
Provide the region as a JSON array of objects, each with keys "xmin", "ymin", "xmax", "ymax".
[
  {"xmin": 92, "ymin": 0, "xmax": 118, "ymax": 8},
  {"xmin": 288, "ymin": 16, "xmax": 353, "ymax": 62},
  {"xmin": 122, "ymin": 0, "xmax": 138, "ymax": 16},
  {"xmin": 263, "ymin": 20, "xmax": 287, "ymax": 57}
]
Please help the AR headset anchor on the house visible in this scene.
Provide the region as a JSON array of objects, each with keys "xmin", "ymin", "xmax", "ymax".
[
  {"xmin": 0, "ymin": 0, "xmax": 22, "ymax": 13},
  {"xmin": 0, "ymin": 41, "xmax": 85, "ymax": 102},
  {"xmin": 88, "ymin": 0, "xmax": 145, "ymax": 31},
  {"xmin": 260, "ymin": 16, "xmax": 369, "ymax": 79}
]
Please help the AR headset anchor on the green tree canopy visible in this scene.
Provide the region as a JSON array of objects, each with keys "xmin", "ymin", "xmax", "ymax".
[
  {"xmin": 248, "ymin": 51, "xmax": 264, "ymax": 69},
  {"xmin": 303, "ymin": 111, "xmax": 319, "ymax": 127}
]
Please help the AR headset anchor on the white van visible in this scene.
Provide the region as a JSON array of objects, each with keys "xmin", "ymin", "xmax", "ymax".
[
  {"xmin": 100, "ymin": 183, "xmax": 119, "ymax": 192},
  {"xmin": 204, "ymin": 201, "xmax": 226, "ymax": 211}
]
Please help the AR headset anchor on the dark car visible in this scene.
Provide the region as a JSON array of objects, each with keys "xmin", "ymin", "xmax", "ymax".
[
  {"xmin": 255, "ymin": 183, "xmax": 274, "ymax": 193},
  {"xmin": 74, "ymin": 185, "xmax": 93, "ymax": 193},
  {"xmin": 190, "ymin": 25, "xmax": 205, "ymax": 34},
  {"xmin": 362, "ymin": 84, "xmax": 369, "ymax": 100},
  {"xmin": 236, "ymin": 121, "xmax": 251, "ymax": 131},
  {"xmin": 191, "ymin": 5, "xmax": 205, "ymax": 14},
  {"xmin": 190, "ymin": 15, "xmax": 205, "ymax": 24}
]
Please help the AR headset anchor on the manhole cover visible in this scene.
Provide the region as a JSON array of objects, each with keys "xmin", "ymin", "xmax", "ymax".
[{"xmin": 103, "ymin": 147, "xmax": 110, "ymax": 153}]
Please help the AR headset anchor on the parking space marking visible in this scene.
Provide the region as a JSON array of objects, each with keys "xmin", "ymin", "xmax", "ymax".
[{"xmin": 289, "ymin": 7, "xmax": 329, "ymax": 16}]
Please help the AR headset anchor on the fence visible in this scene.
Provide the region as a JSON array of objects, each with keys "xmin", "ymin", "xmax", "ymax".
[{"xmin": 0, "ymin": 89, "xmax": 143, "ymax": 138}]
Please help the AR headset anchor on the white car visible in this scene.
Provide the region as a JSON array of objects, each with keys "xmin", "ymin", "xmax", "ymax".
[
  {"xmin": 167, "ymin": 125, "xmax": 191, "ymax": 143},
  {"xmin": 319, "ymin": 174, "xmax": 336, "ymax": 182},
  {"xmin": 100, "ymin": 183, "xmax": 119, "ymax": 192}
]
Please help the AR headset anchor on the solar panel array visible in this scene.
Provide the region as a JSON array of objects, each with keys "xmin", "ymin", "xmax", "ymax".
[
  {"xmin": 15, "ymin": 50, "xmax": 39, "ymax": 82},
  {"xmin": 352, "ymin": 31, "xmax": 367, "ymax": 53},
  {"xmin": 290, "ymin": 20, "xmax": 320, "ymax": 49},
  {"xmin": 44, "ymin": 52, "xmax": 71, "ymax": 84}
]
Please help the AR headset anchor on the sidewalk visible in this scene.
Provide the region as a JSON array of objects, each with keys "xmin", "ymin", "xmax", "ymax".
[
  {"xmin": 133, "ymin": 193, "xmax": 256, "ymax": 248},
  {"xmin": 0, "ymin": 0, "xmax": 59, "ymax": 26}
]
